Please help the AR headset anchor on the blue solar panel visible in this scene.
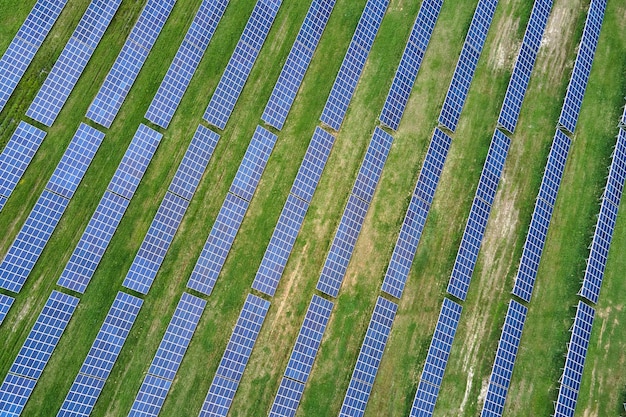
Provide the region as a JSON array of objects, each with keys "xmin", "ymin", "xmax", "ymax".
[
  {"xmin": 268, "ymin": 378, "xmax": 305, "ymax": 417},
  {"xmin": 86, "ymin": 0, "xmax": 177, "ymax": 128},
  {"xmin": 554, "ymin": 301, "xmax": 595, "ymax": 417},
  {"xmin": 558, "ymin": 0, "xmax": 606, "ymax": 135},
  {"xmin": 199, "ymin": 294, "xmax": 270, "ymax": 417},
  {"xmin": 352, "ymin": 127, "xmax": 394, "ymax": 204},
  {"xmin": 290, "ymin": 127, "xmax": 336, "ymax": 204},
  {"xmin": 262, "ymin": 0, "xmax": 336, "ymax": 130},
  {"xmin": 0, "ymin": 374, "xmax": 36, "ymax": 417},
  {"xmin": 128, "ymin": 374, "xmax": 172, "ymax": 417},
  {"xmin": 379, "ymin": 0, "xmax": 443, "ymax": 130},
  {"xmin": 57, "ymin": 292, "xmax": 142, "ymax": 417},
  {"xmin": 0, "ymin": 121, "xmax": 46, "ymax": 208},
  {"xmin": 409, "ymin": 298, "xmax": 462, "ymax": 417},
  {"xmin": 26, "ymin": 0, "xmax": 123, "ymax": 126},
  {"xmin": 475, "ymin": 130, "xmax": 510, "ymax": 206},
  {"xmin": 0, "ymin": 0, "xmax": 68, "ymax": 112},
  {"xmin": 0, "ymin": 294, "xmax": 15, "ymax": 326},
  {"xmin": 145, "ymin": 0, "xmax": 229, "ymax": 128},
  {"xmin": 414, "ymin": 128, "xmax": 453, "ymax": 206},
  {"xmin": 338, "ymin": 297, "xmax": 397, "ymax": 417},
  {"xmin": 481, "ymin": 300, "xmax": 527, "ymax": 417},
  {"xmin": 204, "ymin": 0, "xmax": 283, "ymax": 130}
]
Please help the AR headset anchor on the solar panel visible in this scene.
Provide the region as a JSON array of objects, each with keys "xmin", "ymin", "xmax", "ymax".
[
  {"xmin": 379, "ymin": 0, "xmax": 444, "ymax": 130},
  {"xmin": 290, "ymin": 127, "xmax": 336, "ymax": 204},
  {"xmin": 480, "ymin": 300, "xmax": 527, "ymax": 417},
  {"xmin": 352, "ymin": 127, "xmax": 394, "ymax": 204},
  {"xmin": 86, "ymin": 0, "xmax": 177, "ymax": 128},
  {"xmin": 554, "ymin": 301, "xmax": 595, "ymax": 417},
  {"xmin": 261, "ymin": 0, "xmax": 336, "ymax": 130},
  {"xmin": 26, "ymin": 0, "xmax": 123, "ymax": 126},
  {"xmin": 338, "ymin": 297, "xmax": 397, "ymax": 417},
  {"xmin": 409, "ymin": 298, "xmax": 462, "ymax": 417},
  {"xmin": 203, "ymin": 0, "xmax": 283, "ymax": 130},
  {"xmin": 198, "ymin": 294, "xmax": 270, "ymax": 417},
  {"xmin": 57, "ymin": 292, "xmax": 142, "ymax": 417},
  {"xmin": 0, "ymin": 294, "xmax": 14, "ymax": 326},
  {"xmin": 268, "ymin": 378, "xmax": 305, "ymax": 417},
  {"xmin": 319, "ymin": 0, "xmax": 389, "ymax": 131},
  {"xmin": 414, "ymin": 128, "xmax": 453, "ymax": 206},
  {"xmin": 0, "ymin": 374, "xmax": 37, "ymax": 417},
  {"xmin": 0, "ymin": 0, "xmax": 68, "ymax": 112},
  {"xmin": 145, "ymin": 0, "xmax": 229, "ymax": 128},
  {"xmin": 128, "ymin": 374, "xmax": 172, "ymax": 417},
  {"xmin": 0, "ymin": 121, "xmax": 46, "ymax": 209}
]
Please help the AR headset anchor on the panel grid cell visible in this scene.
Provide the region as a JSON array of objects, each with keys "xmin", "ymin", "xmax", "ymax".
[
  {"xmin": 268, "ymin": 378, "xmax": 305, "ymax": 417},
  {"xmin": 290, "ymin": 127, "xmax": 336, "ymax": 204},
  {"xmin": 0, "ymin": 294, "xmax": 15, "ymax": 326}
]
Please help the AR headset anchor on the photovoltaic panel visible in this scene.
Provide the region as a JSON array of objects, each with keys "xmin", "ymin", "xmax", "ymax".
[
  {"xmin": 203, "ymin": 0, "xmax": 283, "ymax": 130},
  {"xmin": 319, "ymin": 0, "xmax": 389, "ymax": 131},
  {"xmin": 268, "ymin": 378, "xmax": 305, "ymax": 417},
  {"xmin": 198, "ymin": 294, "xmax": 270, "ymax": 417},
  {"xmin": 0, "ymin": 121, "xmax": 46, "ymax": 210},
  {"xmin": 537, "ymin": 130, "xmax": 571, "ymax": 208},
  {"xmin": 409, "ymin": 298, "xmax": 462, "ymax": 417},
  {"xmin": 26, "ymin": 0, "xmax": 123, "ymax": 126},
  {"xmin": 86, "ymin": 0, "xmax": 177, "ymax": 128},
  {"xmin": 0, "ymin": 374, "xmax": 36, "ymax": 417},
  {"xmin": 56, "ymin": 373, "xmax": 105, "ymax": 417},
  {"xmin": 0, "ymin": 0, "xmax": 68, "ymax": 112},
  {"xmin": 352, "ymin": 127, "xmax": 394, "ymax": 204},
  {"xmin": 475, "ymin": 130, "xmax": 510, "ymax": 206},
  {"xmin": 0, "ymin": 294, "xmax": 14, "ymax": 326},
  {"xmin": 414, "ymin": 128, "xmax": 453, "ymax": 206},
  {"xmin": 262, "ymin": 0, "xmax": 336, "ymax": 130},
  {"xmin": 290, "ymin": 127, "xmax": 336, "ymax": 204},
  {"xmin": 480, "ymin": 300, "xmax": 527, "ymax": 417},
  {"xmin": 558, "ymin": 0, "xmax": 606, "ymax": 135},
  {"xmin": 338, "ymin": 297, "xmax": 397, "ymax": 417},
  {"xmin": 521, "ymin": 0, "xmax": 552, "ymax": 53},
  {"xmin": 145, "ymin": 0, "xmax": 229, "ymax": 128},
  {"xmin": 128, "ymin": 374, "xmax": 172, "ymax": 417},
  {"xmin": 379, "ymin": 0, "xmax": 444, "ymax": 130}
]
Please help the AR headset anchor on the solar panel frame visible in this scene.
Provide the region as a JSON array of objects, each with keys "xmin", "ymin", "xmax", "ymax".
[{"xmin": 0, "ymin": 294, "xmax": 15, "ymax": 326}]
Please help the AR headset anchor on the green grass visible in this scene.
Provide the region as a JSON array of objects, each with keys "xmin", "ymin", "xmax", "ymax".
[{"xmin": 0, "ymin": 0, "xmax": 625, "ymax": 416}]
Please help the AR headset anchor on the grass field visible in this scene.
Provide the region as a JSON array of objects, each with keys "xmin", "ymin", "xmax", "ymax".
[{"xmin": 0, "ymin": 0, "xmax": 625, "ymax": 416}]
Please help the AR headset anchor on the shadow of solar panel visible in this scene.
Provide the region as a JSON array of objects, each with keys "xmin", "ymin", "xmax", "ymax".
[
  {"xmin": 0, "ymin": 294, "xmax": 14, "ymax": 326},
  {"xmin": 269, "ymin": 378, "xmax": 305, "ymax": 417},
  {"xmin": 128, "ymin": 374, "xmax": 172, "ymax": 417}
]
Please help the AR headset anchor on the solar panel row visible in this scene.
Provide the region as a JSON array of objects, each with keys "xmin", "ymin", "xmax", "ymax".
[
  {"xmin": 145, "ymin": 0, "xmax": 229, "ymax": 129},
  {"xmin": 187, "ymin": 126, "xmax": 277, "ymax": 296},
  {"xmin": 319, "ymin": 0, "xmax": 390, "ymax": 131},
  {"xmin": 86, "ymin": 0, "xmax": 177, "ymax": 128},
  {"xmin": 316, "ymin": 127, "xmax": 393, "ymax": 298},
  {"xmin": 410, "ymin": 298, "xmax": 462, "ymax": 417},
  {"xmin": 0, "ymin": 122, "xmax": 46, "ymax": 212},
  {"xmin": 204, "ymin": 0, "xmax": 283, "ymax": 130},
  {"xmin": 26, "ymin": 0, "xmax": 123, "ymax": 126},
  {"xmin": 379, "ymin": 0, "xmax": 444, "ymax": 130},
  {"xmin": 554, "ymin": 301, "xmax": 595, "ymax": 417},
  {"xmin": 480, "ymin": 300, "xmax": 527, "ymax": 417},
  {"xmin": 0, "ymin": 124, "xmax": 105, "ymax": 294},
  {"xmin": 0, "ymin": 294, "xmax": 14, "ymax": 326},
  {"xmin": 438, "ymin": 0, "xmax": 498, "ymax": 132},
  {"xmin": 0, "ymin": 291, "xmax": 79, "ymax": 417},
  {"xmin": 558, "ymin": 0, "xmax": 606, "ymax": 135},
  {"xmin": 512, "ymin": 130, "xmax": 571, "ymax": 302},
  {"xmin": 0, "ymin": 0, "xmax": 68, "ymax": 112},
  {"xmin": 338, "ymin": 297, "xmax": 397, "ymax": 417},
  {"xmin": 57, "ymin": 124, "xmax": 162, "ymax": 294},
  {"xmin": 57, "ymin": 292, "xmax": 142, "ymax": 417},
  {"xmin": 198, "ymin": 294, "xmax": 270, "ymax": 417},
  {"xmin": 447, "ymin": 130, "xmax": 510, "ymax": 301},
  {"xmin": 262, "ymin": 0, "xmax": 336, "ymax": 130}
]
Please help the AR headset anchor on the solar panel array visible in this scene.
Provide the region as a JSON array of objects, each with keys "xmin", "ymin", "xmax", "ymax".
[
  {"xmin": 86, "ymin": 0, "xmax": 177, "ymax": 128},
  {"xmin": 480, "ymin": 300, "xmax": 527, "ymax": 417},
  {"xmin": 128, "ymin": 292, "xmax": 206, "ymax": 417},
  {"xmin": 198, "ymin": 294, "xmax": 270, "ymax": 417},
  {"xmin": 187, "ymin": 126, "xmax": 278, "ymax": 296},
  {"xmin": 338, "ymin": 297, "xmax": 397, "ymax": 417},
  {"xmin": 558, "ymin": 0, "xmax": 606, "ymax": 135},
  {"xmin": 410, "ymin": 298, "xmax": 462, "ymax": 417},
  {"xmin": 0, "ymin": 124, "xmax": 105, "ymax": 294},
  {"xmin": 252, "ymin": 127, "xmax": 336, "ymax": 296},
  {"xmin": 261, "ymin": 0, "xmax": 336, "ymax": 130},
  {"xmin": 0, "ymin": 122, "xmax": 46, "ymax": 212},
  {"xmin": 447, "ymin": 130, "xmax": 510, "ymax": 301},
  {"xmin": 122, "ymin": 126, "xmax": 220, "ymax": 295},
  {"xmin": 26, "ymin": 0, "xmax": 123, "ymax": 126},
  {"xmin": 438, "ymin": 0, "xmax": 498, "ymax": 132},
  {"xmin": 269, "ymin": 295, "xmax": 333, "ymax": 416},
  {"xmin": 0, "ymin": 291, "xmax": 79, "ymax": 417},
  {"xmin": 203, "ymin": 0, "xmax": 283, "ymax": 130},
  {"xmin": 0, "ymin": 294, "xmax": 14, "ymax": 326},
  {"xmin": 554, "ymin": 301, "xmax": 595, "ymax": 417},
  {"xmin": 379, "ymin": 0, "xmax": 444, "ymax": 130},
  {"xmin": 57, "ymin": 292, "xmax": 142, "ymax": 417},
  {"xmin": 316, "ymin": 127, "xmax": 393, "ymax": 297},
  {"xmin": 497, "ymin": 0, "xmax": 552, "ymax": 133},
  {"xmin": 319, "ymin": 0, "xmax": 390, "ymax": 131},
  {"xmin": 381, "ymin": 128, "xmax": 452, "ymax": 299},
  {"xmin": 512, "ymin": 130, "xmax": 571, "ymax": 302},
  {"xmin": 145, "ymin": 0, "xmax": 229, "ymax": 128},
  {"xmin": 57, "ymin": 124, "xmax": 162, "ymax": 294},
  {"xmin": 0, "ymin": 0, "xmax": 68, "ymax": 112}
]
